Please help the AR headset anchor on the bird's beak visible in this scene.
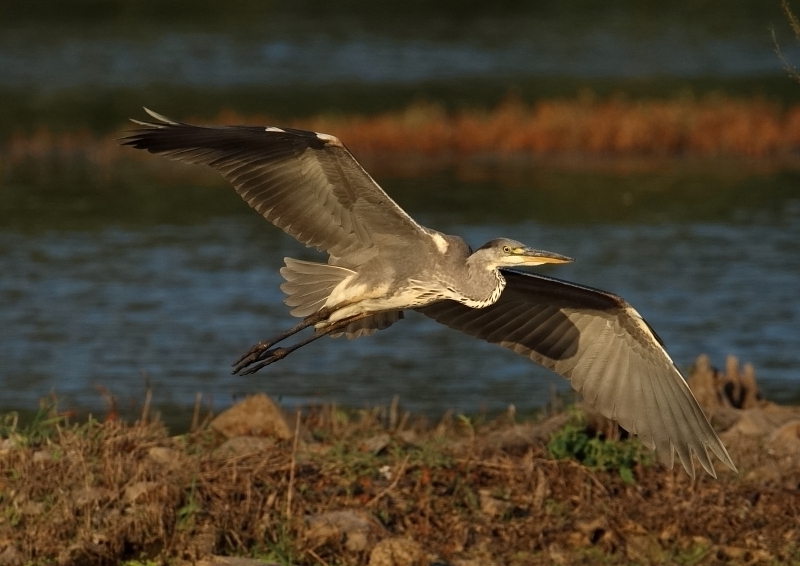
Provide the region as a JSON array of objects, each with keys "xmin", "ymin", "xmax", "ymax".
[{"xmin": 519, "ymin": 247, "xmax": 574, "ymax": 265}]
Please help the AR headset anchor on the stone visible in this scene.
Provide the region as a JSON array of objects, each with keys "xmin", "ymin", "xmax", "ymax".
[
  {"xmin": 766, "ymin": 420, "xmax": 800, "ymax": 458},
  {"xmin": 478, "ymin": 489, "xmax": 512, "ymax": 518},
  {"xmin": 123, "ymin": 481, "xmax": 161, "ymax": 503},
  {"xmin": 148, "ymin": 446, "xmax": 182, "ymax": 468},
  {"xmin": 625, "ymin": 533, "xmax": 662, "ymax": 563},
  {"xmin": 306, "ymin": 509, "xmax": 378, "ymax": 552},
  {"xmin": 0, "ymin": 544, "xmax": 24, "ymax": 566},
  {"xmin": 210, "ymin": 394, "xmax": 293, "ymax": 440},
  {"xmin": 72, "ymin": 486, "xmax": 110, "ymax": 507},
  {"xmin": 32, "ymin": 450, "xmax": 51, "ymax": 464},
  {"xmin": 360, "ymin": 433, "xmax": 391, "ymax": 454},
  {"xmin": 215, "ymin": 436, "xmax": 276, "ymax": 458},
  {"xmin": 368, "ymin": 538, "xmax": 423, "ymax": 566}
]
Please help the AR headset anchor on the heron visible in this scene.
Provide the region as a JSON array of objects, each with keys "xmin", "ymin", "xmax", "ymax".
[{"xmin": 122, "ymin": 108, "xmax": 735, "ymax": 478}]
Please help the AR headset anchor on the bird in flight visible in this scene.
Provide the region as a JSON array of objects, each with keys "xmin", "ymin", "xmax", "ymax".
[{"xmin": 122, "ymin": 109, "xmax": 735, "ymax": 478}]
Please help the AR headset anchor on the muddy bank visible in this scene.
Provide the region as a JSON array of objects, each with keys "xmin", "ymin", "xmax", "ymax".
[{"xmin": 1, "ymin": 355, "xmax": 799, "ymax": 566}]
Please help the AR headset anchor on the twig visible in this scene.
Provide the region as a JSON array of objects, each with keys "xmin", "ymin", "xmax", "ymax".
[
  {"xmin": 774, "ymin": 0, "xmax": 800, "ymax": 84},
  {"xmin": 140, "ymin": 371, "xmax": 152, "ymax": 425},
  {"xmin": 389, "ymin": 394, "xmax": 399, "ymax": 430},
  {"xmin": 397, "ymin": 410, "xmax": 410, "ymax": 433},
  {"xmin": 784, "ymin": 0, "xmax": 800, "ymax": 39},
  {"xmin": 286, "ymin": 410, "xmax": 301, "ymax": 520},
  {"xmin": 367, "ymin": 455, "xmax": 410, "ymax": 507},
  {"xmin": 191, "ymin": 392, "xmax": 202, "ymax": 432},
  {"xmin": 307, "ymin": 548, "xmax": 330, "ymax": 566}
]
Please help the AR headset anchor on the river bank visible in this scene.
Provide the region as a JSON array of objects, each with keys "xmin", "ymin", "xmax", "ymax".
[{"xmin": 1, "ymin": 355, "xmax": 799, "ymax": 566}]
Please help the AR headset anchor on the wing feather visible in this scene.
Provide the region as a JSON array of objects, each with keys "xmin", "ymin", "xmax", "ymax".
[
  {"xmin": 416, "ymin": 269, "xmax": 735, "ymax": 477},
  {"xmin": 121, "ymin": 111, "xmax": 428, "ymax": 259}
]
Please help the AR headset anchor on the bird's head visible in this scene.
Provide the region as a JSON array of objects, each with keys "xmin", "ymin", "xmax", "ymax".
[{"xmin": 470, "ymin": 238, "xmax": 573, "ymax": 271}]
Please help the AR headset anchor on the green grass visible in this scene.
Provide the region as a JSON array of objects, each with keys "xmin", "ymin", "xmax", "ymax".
[{"xmin": 547, "ymin": 409, "xmax": 654, "ymax": 483}]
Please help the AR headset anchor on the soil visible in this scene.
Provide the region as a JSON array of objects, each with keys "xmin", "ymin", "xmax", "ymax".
[{"xmin": 1, "ymin": 355, "xmax": 799, "ymax": 566}]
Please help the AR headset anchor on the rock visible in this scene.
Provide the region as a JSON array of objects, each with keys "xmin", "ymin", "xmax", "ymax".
[
  {"xmin": 32, "ymin": 450, "xmax": 51, "ymax": 464},
  {"xmin": 720, "ymin": 409, "xmax": 782, "ymax": 442},
  {"xmin": 360, "ymin": 433, "xmax": 391, "ymax": 454},
  {"xmin": 186, "ymin": 521, "xmax": 217, "ymax": 561},
  {"xmin": 546, "ymin": 544, "xmax": 570, "ymax": 566},
  {"xmin": 717, "ymin": 545, "xmax": 772, "ymax": 563},
  {"xmin": 123, "ymin": 481, "xmax": 161, "ymax": 503},
  {"xmin": 21, "ymin": 501, "xmax": 44, "ymax": 516},
  {"xmin": 148, "ymin": 446, "xmax": 182, "ymax": 468},
  {"xmin": 72, "ymin": 486, "xmax": 111, "ymax": 507},
  {"xmin": 306, "ymin": 509, "xmax": 379, "ymax": 552},
  {"xmin": 625, "ymin": 533, "xmax": 662, "ymax": 563},
  {"xmin": 0, "ymin": 544, "xmax": 24, "ymax": 566},
  {"xmin": 458, "ymin": 412, "xmax": 570, "ymax": 456},
  {"xmin": 478, "ymin": 489, "xmax": 512, "ymax": 518},
  {"xmin": 210, "ymin": 394, "xmax": 293, "ymax": 440},
  {"xmin": 215, "ymin": 436, "xmax": 276, "ymax": 458},
  {"xmin": 766, "ymin": 420, "xmax": 800, "ymax": 458},
  {"xmin": 0, "ymin": 438, "xmax": 16, "ymax": 456},
  {"xmin": 368, "ymin": 538, "xmax": 423, "ymax": 566}
]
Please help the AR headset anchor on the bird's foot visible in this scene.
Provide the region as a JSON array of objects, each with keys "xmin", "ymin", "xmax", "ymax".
[
  {"xmin": 235, "ymin": 346, "xmax": 292, "ymax": 375},
  {"xmin": 232, "ymin": 307, "xmax": 341, "ymax": 373},
  {"xmin": 232, "ymin": 338, "xmax": 280, "ymax": 373},
  {"xmin": 232, "ymin": 310, "xmax": 373, "ymax": 376}
]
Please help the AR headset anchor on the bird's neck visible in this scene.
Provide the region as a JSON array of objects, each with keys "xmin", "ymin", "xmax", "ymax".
[{"xmin": 459, "ymin": 261, "xmax": 506, "ymax": 308}]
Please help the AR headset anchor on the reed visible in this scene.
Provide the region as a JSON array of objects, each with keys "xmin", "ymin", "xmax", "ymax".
[{"xmin": 5, "ymin": 94, "xmax": 800, "ymax": 174}]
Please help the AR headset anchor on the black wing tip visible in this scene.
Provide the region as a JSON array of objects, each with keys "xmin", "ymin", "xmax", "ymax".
[
  {"xmin": 119, "ymin": 108, "xmax": 345, "ymax": 152},
  {"xmin": 118, "ymin": 108, "xmax": 177, "ymax": 148}
]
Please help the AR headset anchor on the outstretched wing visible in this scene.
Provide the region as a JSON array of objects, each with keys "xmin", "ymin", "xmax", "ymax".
[
  {"xmin": 121, "ymin": 109, "xmax": 428, "ymax": 259},
  {"xmin": 416, "ymin": 269, "xmax": 735, "ymax": 478}
]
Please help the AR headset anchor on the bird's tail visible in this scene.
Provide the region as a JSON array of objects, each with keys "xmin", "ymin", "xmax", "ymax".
[
  {"xmin": 280, "ymin": 258, "xmax": 355, "ymax": 317},
  {"xmin": 280, "ymin": 257, "xmax": 404, "ymax": 338}
]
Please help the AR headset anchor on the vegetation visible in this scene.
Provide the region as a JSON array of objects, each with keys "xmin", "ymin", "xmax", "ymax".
[
  {"xmin": 6, "ymin": 93, "xmax": 800, "ymax": 179},
  {"xmin": 546, "ymin": 409, "xmax": 653, "ymax": 484},
  {"xmin": 1, "ymin": 391, "xmax": 799, "ymax": 566}
]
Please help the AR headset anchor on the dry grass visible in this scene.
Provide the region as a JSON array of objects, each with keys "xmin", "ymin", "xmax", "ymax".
[
  {"xmin": 6, "ymin": 94, "xmax": 800, "ymax": 177},
  {"xmin": 2, "ymin": 363, "xmax": 800, "ymax": 566}
]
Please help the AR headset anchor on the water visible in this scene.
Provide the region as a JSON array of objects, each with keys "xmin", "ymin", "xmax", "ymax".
[
  {"xmin": 1, "ymin": 162, "xmax": 799, "ymax": 421},
  {"xmin": 2, "ymin": 1, "xmax": 797, "ymax": 93},
  {"xmin": 2, "ymin": 0, "xmax": 800, "ymax": 423}
]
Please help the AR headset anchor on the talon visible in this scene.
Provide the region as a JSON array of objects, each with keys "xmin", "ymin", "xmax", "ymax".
[
  {"xmin": 238, "ymin": 347, "xmax": 288, "ymax": 375},
  {"xmin": 232, "ymin": 341, "xmax": 269, "ymax": 367}
]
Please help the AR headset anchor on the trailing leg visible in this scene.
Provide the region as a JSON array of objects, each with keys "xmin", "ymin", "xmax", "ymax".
[
  {"xmin": 233, "ymin": 312, "xmax": 374, "ymax": 375},
  {"xmin": 231, "ymin": 306, "xmax": 338, "ymax": 373}
]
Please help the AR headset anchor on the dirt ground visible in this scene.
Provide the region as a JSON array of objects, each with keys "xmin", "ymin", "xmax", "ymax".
[{"xmin": 1, "ymin": 355, "xmax": 799, "ymax": 566}]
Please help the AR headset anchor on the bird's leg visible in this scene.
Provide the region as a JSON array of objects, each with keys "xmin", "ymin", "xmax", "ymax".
[
  {"xmin": 231, "ymin": 306, "xmax": 341, "ymax": 372},
  {"xmin": 233, "ymin": 312, "xmax": 374, "ymax": 376}
]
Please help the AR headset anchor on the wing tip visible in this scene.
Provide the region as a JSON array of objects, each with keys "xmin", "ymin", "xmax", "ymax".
[
  {"xmin": 143, "ymin": 107, "xmax": 180, "ymax": 125},
  {"xmin": 670, "ymin": 440, "xmax": 737, "ymax": 480}
]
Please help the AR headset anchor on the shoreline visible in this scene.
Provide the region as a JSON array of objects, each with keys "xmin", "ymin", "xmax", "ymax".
[{"xmin": 3, "ymin": 355, "xmax": 800, "ymax": 565}]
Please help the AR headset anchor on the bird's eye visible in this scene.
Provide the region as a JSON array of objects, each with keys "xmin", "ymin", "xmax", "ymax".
[{"xmin": 502, "ymin": 246, "xmax": 511, "ymax": 253}]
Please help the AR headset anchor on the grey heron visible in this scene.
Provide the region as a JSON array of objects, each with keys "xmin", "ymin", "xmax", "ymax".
[{"xmin": 122, "ymin": 109, "xmax": 735, "ymax": 478}]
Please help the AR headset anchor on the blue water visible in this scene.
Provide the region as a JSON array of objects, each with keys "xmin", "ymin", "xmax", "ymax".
[{"xmin": 1, "ymin": 166, "xmax": 798, "ymax": 419}]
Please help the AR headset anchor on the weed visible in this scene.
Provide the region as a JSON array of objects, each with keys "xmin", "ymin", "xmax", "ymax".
[
  {"xmin": 547, "ymin": 409, "xmax": 653, "ymax": 483},
  {"xmin": 0, "ymin": 404, "xmax": 66, "ymax": 447},
  {"xmin": 670, "ymin": 540, "xmax": 713, "ymax": 565},
  {"xmin": 254, "ymin": 522, "xmax": 299, "ymax": 566},
  {"xmin": 177, "ymin": 475, "xmax": 201, "ymax": 531}
]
